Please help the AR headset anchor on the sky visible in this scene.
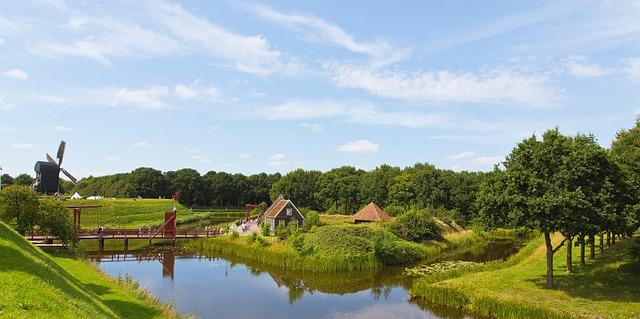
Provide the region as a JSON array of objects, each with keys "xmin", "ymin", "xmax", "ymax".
[{"xmin": 1, "ymin": 0, "xmax": 640, "ymax": 179}]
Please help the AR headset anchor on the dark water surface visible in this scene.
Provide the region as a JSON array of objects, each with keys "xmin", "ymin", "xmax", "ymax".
[{"xmin": 91, "ymin": 240, "xmax": 518, "ymax": 319}]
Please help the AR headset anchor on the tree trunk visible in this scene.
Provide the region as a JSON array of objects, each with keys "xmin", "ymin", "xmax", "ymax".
[
  {"xmin": 612, "ymin": 233, "xmax": 616, "ymax": 245},
  {"xmin": 589, "ymin": 234, "xmax": 595, "ymax": 259},
  {"xmin": 566, "ymin": 236, "xmax": 573, "ymax": 273},
  {"xmin": 544, "ymin": 231, "xmax": 554, "ymax": 288},
  {"xmin": 579, "ymin": 236, "xmax": 586, "ymax": 266},
  {"xmin": 599, "ymin": 234, "xmax": 604, "ymax": 253},
  {"xmin": 607, "ymin": 232, "xmax": 611, "ymax": 248}
]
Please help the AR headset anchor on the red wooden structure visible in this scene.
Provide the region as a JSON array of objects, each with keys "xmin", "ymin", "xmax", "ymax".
[
  {"xmin": 65, "ymin": 205, "xmax": 102, "ymax": 231},
  {"xmin": 171, "ymin": 193, "xmax": 181, "ymax": 201}
]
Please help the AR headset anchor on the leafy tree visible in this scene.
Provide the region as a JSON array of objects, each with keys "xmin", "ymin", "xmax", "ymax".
[
  {"xmin": 315, "ymin": 166, "xmax": 364, "ymax": 213},
  {"xmin": 302, "ymin": 211, "xmax": 322, "ymax": 231},
  {"xmin": 0, "ymin": 185, "xmax": 40, "ymax": 234},
  {"xmin": 1, "ymin": 174, "xmax": 14, "ymax": 188},
  {"xmin": 59, "ymin": 179, "xmax": 75, "ymax": 194},
  {"xmin": 14, "ymin": 173, "xmax": 34, "ymax": 186},
  {"xmin": 475, "ymin": 168, "xmax": 511, "ymax": 229},
  {"xmin": 171, "ymin": 169, "xmax": 208, "ymax": 206},
  {"xmin": 388, "ymin": 209, "xmax": 442, "ymax": 242},
  {"xmin": 359, "ymin": 164, "xmax": 401, "ymax": 208},
  {"xmin": 611, "ymin": 118, "xmax": 640, "ymax": 189},
  {"xmin": 270, "ymin": 169, "xmax": 321, "ymax": 210},
  {"xmin": 126, "ymin": 167, "xmax": 167, "ymax": 198},
  {"xmin": 38, "ymin": 198, "xmax": 76, "ymax": 244}
]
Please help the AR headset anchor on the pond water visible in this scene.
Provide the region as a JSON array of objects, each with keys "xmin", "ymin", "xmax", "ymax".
[{"xmin": 91, "ymin": 239, "xmax": 519, "ymax": 319}]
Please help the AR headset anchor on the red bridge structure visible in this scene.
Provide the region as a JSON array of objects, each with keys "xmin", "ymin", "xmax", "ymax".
[{"xmin": 27, "ymin": 206, "xmax": 224, "ymax": 250}]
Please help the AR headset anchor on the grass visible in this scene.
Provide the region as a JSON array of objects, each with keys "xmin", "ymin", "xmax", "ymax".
[
  {"xmin": 64, "ymin": 198, "xmax": 242, "ymax": 229},
  {"xmin": 0, "ymin": 221, "xmax": 181, "ymax": 318},
  {"xmin": 412, "ymin": 234, "xmax": 640, "ymax": 319}
]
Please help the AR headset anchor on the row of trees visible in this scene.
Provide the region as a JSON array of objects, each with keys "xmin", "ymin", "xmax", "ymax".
[
  {"xmin": 477, "ymin": 127, "xmax": 640, "ymax": 288},
  {"xmin": 1, "ymin": 173, "xmax": 74, "ymax": 193}
]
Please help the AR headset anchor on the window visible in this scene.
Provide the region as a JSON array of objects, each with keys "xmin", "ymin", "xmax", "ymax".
[{"xmin": 286, "ymin": 208, "xmax": 293, "ymax": 216}]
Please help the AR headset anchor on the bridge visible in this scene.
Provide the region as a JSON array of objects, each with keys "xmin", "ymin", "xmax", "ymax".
[{"xmin": 27, "ymin": 205, "xmax": 227, "ymax": 249}]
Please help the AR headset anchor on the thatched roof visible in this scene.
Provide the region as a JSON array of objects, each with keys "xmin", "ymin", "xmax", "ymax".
[{"xmin": 353, "ymin": 202, "xmax": 391, "ymax": 222}]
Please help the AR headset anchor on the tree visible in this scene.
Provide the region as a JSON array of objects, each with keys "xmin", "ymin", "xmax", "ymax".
[
  {"xmin": 475, "ymin": 167, "xmax": 510, "ymax": 229},
  {"xmin": 479, "ymin": 129, "xmax": 573, "ymax": 288},
  {"xmin": 38, "ymin": 198, "xmax": 76, "ymax": 244},
  {"xmin": 14, "ymin": 173, "xmax": 34, "ymax": 186},
  {"xmin": 611, "ymin": 118, "xmax": 640, "ymax": 189},
  {"xmin": 0, "ymin": 185, "xmax": 40, "ymax": 234},
  {"xmin": 171, "ymin": 169, "xmax": 208, "ymax": 206},
  {"xmin": 126, "ymin": 167, "xmax": 168, "ymax": 198},
  {"xmin": 359, "ymin": 165, "xmax": 401, "ymax": 209},
  {"xmin": 315, "ymin": 166, "xmax": 364, "ymax": 213},
  {"xmin": 204, "ymin": 171, "xmax": 234, "ymax": 207},
  {"xmin": 270, "ymin": 169, "xmax": 321, "ymax": 210},
  {"xmin": 388, "ymin": 209, "xmax": 442, "ymax": 242},
  {"xmin": 1, "ymin": 174, "xmax": 14, "ymax": 188}
]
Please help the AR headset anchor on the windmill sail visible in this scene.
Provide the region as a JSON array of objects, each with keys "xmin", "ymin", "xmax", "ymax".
[
  {"xmin": 46, "ymin": 153, "xmax": 58, "ymax": 165},
  {"xmin": 56, "ymin": 140, "xmax": 66, "ymax": 165},
  {"xmin": 60, "ymin": 168, "xmax": 77, "ymax": 184}
]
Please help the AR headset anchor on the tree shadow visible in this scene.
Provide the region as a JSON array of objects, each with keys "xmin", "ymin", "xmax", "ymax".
[{"xmin": 526, "ymin": 240, "xmax": 640, "ymax": 303}]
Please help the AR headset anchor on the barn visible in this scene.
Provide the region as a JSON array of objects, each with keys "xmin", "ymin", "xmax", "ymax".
[
  {"xmin": 264, "ymin": 195, "xmax": 305, "ymax": 231},
  {"xmin": 353, "ymin": 202, "xmax": 392, "ymax": 223}
]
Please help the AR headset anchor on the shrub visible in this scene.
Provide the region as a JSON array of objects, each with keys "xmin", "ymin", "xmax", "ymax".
[
  {"xmin": 384, "ymin": 205, "xmax": 405, "ymax": 217},
  {"xmin": 291, "ymin": 234, "xmax": 312, "ymax": 255},
  {"xmin": 230, "ymin": 230, "xmax": 239, "ymax": 239},
  {"xmin": 303, "ymin": 211, "xmax": 322, "ymax": 231},
  {"xmin": 374, "ymin": 234, "xmax": 426, "ymax": 265},
  {"xmin": 261, "ymin": 222, "xmax": 270, "ymax": 237},
  {"xmin": 388, "ymin": 209, "xmax": 443, "ymax": 242},
  {"xmin": 324, "ymin": 205, "xmax": 344, "ymax": 215},
  {"xmin": 246, "ymin": 231, "xmax": 258, "ymax": 243},
  {"xmin": 630, "ymin": 237, "xmax": 640, "ymax": 262},
  {"xmin": 275, "ymin": 223, "xmax": 289, "ymax": 240},
  {"xmin": 256, "ymin": 235, "xmax": 269, "ymax": 248}
]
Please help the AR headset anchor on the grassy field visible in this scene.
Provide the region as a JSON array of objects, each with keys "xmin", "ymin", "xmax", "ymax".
[
  {"xmin": 0, "ymin": 221, "xmax": 180, "ymax": 319},
  {"xmin": 64, "ymin": 198, "xmax": 242, "ymax": 229},
  {"xmin": 412, "ymin": 234, "xmax": 640, "ymax": 319}
]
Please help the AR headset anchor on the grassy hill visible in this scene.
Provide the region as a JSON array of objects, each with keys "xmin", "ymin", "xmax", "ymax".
[
  {"xmin": 0, "ymin": 221, "xmax": 179, "ymax": 318},
  {"xmin": 65, "ymin": 198, "xmax": 226, "ymax": 229},
  {"xmin": 413, "ymin": 234, "xmax": 640, "ymax": 319}
]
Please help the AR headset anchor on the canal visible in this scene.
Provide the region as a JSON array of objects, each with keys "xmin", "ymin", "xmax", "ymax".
[{"xmin": 90, "ymin": 239, "xmax": 519, "ymax": 319}]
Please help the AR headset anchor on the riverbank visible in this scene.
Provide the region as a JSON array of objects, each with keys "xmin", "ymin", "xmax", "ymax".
[
  {"xmin": 412, "ymin": 234, "xmax": 640, "ymax": 319},
  {"xmin": 0, "ymin": 221, "xmax": 182, "ymax": 318}
]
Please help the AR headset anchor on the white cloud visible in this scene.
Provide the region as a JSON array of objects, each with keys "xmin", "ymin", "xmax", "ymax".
[
  {"xmin": 104, "ymin": 155, "xmax": 119, "ymax": 161},
  {"xmin": 239, "ymin": 153, "xmax": 251, "ymax": 160},
  {"xmin": 175, "ymin": 82, "xmax": 220, "ymax": 100},
  {"xmin": 337, "ymin": 140, "xmax": 379, "ymax": 154},
  {"xmin": 566, "ymin": 56, "xmax": 610, "ymax": 78},
  {"xmin": 208, "ymin": 125, "xmax": 222, "ymax": 131},
  {"xmin": 0, "ymin": 126, "xmax": 17, "ymax": 132},
  {"xmin": 0, "ymin": 97, "xmax": 14, "ymax": 110},
  {"xmin": 262, "ymin": 100, "xmax": 448, "ymax": 129},
  {"xmin": 12, "ymin": 143, "xmax": 35, "ymax": 150},
  {"xmin": 267, "ymin": 153, "xmax": 287, "ymax": 166},
  {"xmin": 175, "ymin": 84, "xmax": 196, "ymax": 99},
  {"xmin": 191, "ymin": 154, "xmax": 212, "ymax": 164},
  {"xmin": 472, "ymin": 156, "xmax": 504, "ymax": 165},
  {"xmin": 113, "ymin": 85, "xmax": 169, "ymax": 109},
  {"xmin": 150, "ymin": 0, "xmax": 300, "ymax": 76},
  {"xmin": 246, "ymin": 3, "xmax": 410, "ymax": 66},
  {"xmin": 627, "ymin": 58, "xmax": 640, "ymax": 82},
  {"xmin": 0, "ymin": 38, "xmax": 4, "ymax": 45},
  {"xmin": 131, "ymin": 141, "xmax": 150, "ymax": 148},
  {"xmin": 52, "ymin": 125, "xmax": 72, "ymax": 132},
  {"xmin": 297, "ymin": 122, "xmax": 324, "ymax": 133},
  {"xmin": 3, "ymin": 68, "xmax": 28, "ymax": 80},
  {"xmin": 449, "ymin": 150, "xmax": 476, "ymax": 160},
  {"xmin": 325, "ymin": 63, "xmax": 562, "ymax": 107}
]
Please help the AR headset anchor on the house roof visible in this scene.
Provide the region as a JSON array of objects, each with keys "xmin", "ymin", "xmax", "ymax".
[
  {"xmin": 264, "ymin": 195, "xmax": 304, "ymax": 219},
  {"xmin": 353, "ymin": 202, "xmax": 391, "ymax": 222}
]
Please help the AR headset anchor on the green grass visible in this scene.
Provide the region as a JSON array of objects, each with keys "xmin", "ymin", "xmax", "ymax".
[
  {"xmin": 412, "ymin": 234, "xmax": 640, "ymax": 319},
  {"xmin": 0, "ymin": 221, "xmax": 180, "ymax": 318},
  {"xmin": 64, "ymin": 198, "xmax": 242, "ymax": 229}
]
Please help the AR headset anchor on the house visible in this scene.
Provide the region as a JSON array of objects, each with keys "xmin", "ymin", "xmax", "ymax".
[
  {"xmin": 353, "ymin": 202, "xmax": 392, "ymax": 223},
  {"xmin": 263, "ymin": 195, "xmax": 305, "ymax": 230}
]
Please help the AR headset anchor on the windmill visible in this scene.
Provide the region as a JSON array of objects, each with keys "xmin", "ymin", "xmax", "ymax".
[{"xmin": 33, "ymin": 140, "xmax": 77, "ymax": 194}]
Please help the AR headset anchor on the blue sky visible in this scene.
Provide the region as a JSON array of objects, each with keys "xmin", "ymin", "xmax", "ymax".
[{"xmin": 1, "ymin": 0, "xmax": 640, "ymax": 178}]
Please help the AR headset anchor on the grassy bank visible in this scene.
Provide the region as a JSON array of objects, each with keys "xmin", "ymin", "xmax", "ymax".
[
  {"xmin": 0, "ymin": 221, "xmax": 180, "ymax": 318},
  {"xmin": 412, "ymin": 234, "xmax": 640, "ymax": 319},
  {"xmin": 65, "ymin": 198, "xmax": 241, "ymax": 228}
]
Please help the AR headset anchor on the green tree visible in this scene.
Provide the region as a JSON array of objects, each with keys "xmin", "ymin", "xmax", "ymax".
[
  {"xmin": 126, "ymin": 167, "xmax": 168, "ymax": 198},
  {"xmin": 0, "ymin": 185, "xmax": 40, "ymax": 234},
  {"xmin": 14, "ymin": 173, "xmax": 34, "ymax": 186},
  {"xmin": 1, "ymin": 174, "xmax": 14, "ymax": 188},
  {"xmin": 358, "ymin": 164, "xmax": 401, "ymax": 209},
  {"xmin": 388, "ymin": 208, "xmax": 442, "ymax": 242},
  {"xmin": 171, "ymin": 169, "xmax": 208, "ymax": 206},
  {"xmin": 270, "ymin": 169, "xmax": 321, "ymax": 209},
  {"xmin": 315, "ymin": 166, "xmax": 364, "ymax": 213},
  {"xmin": 611, "ymin": 118, "xmax": 640, "ymax": 189},
  {"xmin": 38, "ymin": 198, "xmax": 76, "ymax": 244}
]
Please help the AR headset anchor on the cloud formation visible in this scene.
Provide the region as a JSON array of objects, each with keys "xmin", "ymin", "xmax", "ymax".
[
  {"xmin": 337, "ymin": 140, "xmax": 379, "ymax": 154},
  {"xmin": 3, "ymin": 68, "xmax": 28, "ymax": 80}
]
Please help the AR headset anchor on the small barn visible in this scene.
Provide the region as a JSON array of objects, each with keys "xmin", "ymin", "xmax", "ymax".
[
  {"xmin": 353, "ymin": 202, "xmax": 391, "ymax": 223},
  {"xmin": 264, "ymin": 195, "xmax": 305, "ymax": 231}
]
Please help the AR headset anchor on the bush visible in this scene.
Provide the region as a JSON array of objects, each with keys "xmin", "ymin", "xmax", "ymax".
[
  {"xmin": 324, "ymin": 205, "xmax": 344, "ymax": 215},
  {"xmin": 275, "ymin": 223, "xmax": 289, "ymax": 240},
  {"xmin": 388, "ymin": 209, "xmax": 443, "ymax": 242},
  {"xmin": 631, "ymin": 237, "xmax": 640, "ymax": 262},
  {"xmin": 261, "ymin": 222, "xmax": 271, "ymax": 237},
  {"xmin": 231, "ymin": 230, "xmax": 239, "ymax": 239},
  {"xmin": 291, "ymin": 234, "xmax": 311, "ymax": 255},
  {"xmin": 384, "ymin": 205, "xmax": 406, "ymax": 217},
  {"xmin": 38, "ymin": 198, "xmax": 76, "ymax": 244},
  {"xmin": 374, "ymin": 232, "xmax": 426, "ymax": 265},
  {"xmin": 256, "ymin": 235, "xmax": 269, "ymax": 248},
  {"xmin": 246, "ymin": 231, "xmax": 258, "ymax": 243},
  {"xmin": 303, "ymin": 211, "xmax": 322, "ymax": 231}
]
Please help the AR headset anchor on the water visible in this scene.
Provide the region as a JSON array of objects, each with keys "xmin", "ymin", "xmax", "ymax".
[{"xmin": 91, "ymin": 240, "xmax": 519, "ymax": 319}]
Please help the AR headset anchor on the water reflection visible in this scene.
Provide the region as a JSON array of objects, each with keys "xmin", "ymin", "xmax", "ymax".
[{"xmin": 88, "ymin": 240, "xmax": 521, "ymax": 319}]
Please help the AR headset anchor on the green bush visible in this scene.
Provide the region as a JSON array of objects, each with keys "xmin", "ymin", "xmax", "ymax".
[
  {"xmin": 630, "ymin": 237, "xmax": 640, "ymax": 262},
  {"xmin": 256, "ymin": 235, "xmax": 269, "ymax": 248},
  {"xmin": 324, "ymin": 205, "xmax": 344, "ymax": 215},
  {"xmin": 384, "ymin": 205, "xmax": 406, "ymax": 217},
  {"xmin": 303, "ymin": 211, "xmax": 322, "ymax": 231},
  {"xmin": 231, "ymin": 230, "xmax": 239, "ymax": 239},
  {"xmin": 275, "ymin": 223, "xmax": 289, "ymax": 240},
  {"xmin": 246, "ymin": 231, "xmax": 258, "ymax": 243},
  {"xmin": 261, "ymin": 221, "xmax": 270, "ymax": 237},
  {"xmin": 374, "ymin": 235, "xmax": 426, "ymax": 265},
  {"xmin": 388, "ymin": 209, "xmax": 443, "ymax": 242}
]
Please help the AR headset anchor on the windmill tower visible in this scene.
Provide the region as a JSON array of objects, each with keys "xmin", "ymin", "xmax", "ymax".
[{"xmin": 33, "ymin": 140, "xmax": 77, "ymax": 194}]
